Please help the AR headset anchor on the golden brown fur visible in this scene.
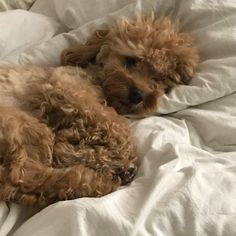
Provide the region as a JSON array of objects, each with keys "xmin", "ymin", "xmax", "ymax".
[
  {"xmin": 0, "ymin": 67, "xmax": 136, "ymax": 206},
  {"xmin": 0, "ymin": 15, "xmax": 198, "ymax": 207},
  {"xmin": 62, "ymin": 16, "xmax": 199, "ymax": 114}
]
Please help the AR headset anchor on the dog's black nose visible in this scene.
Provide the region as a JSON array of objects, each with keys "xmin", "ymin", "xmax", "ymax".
[{"xmin": 129, "ymin": 88, "xmax": 144, "ymax": 104}]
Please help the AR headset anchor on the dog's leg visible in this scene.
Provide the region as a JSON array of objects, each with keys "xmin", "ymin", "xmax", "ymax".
[
  {"xmin": 0, "ymin": 184, "xmax": 39, "ymax": 206},
  {"xmin": 1, "ymin": 164, "xmax": 121, "ymax": 206},
  {"xmin": 52, "ymin": 126, "xmax": 103, "ymax": 168},
  {"xmin": 0, "ymin": 165, "xmax": 39, "ymax": 206},
  {"xmin": 0, "ymin": 107, "xmax": 54, "ymax": 186},
  {"xmin": 0, "ymin": 110, "xmax": 28, "ymax": 185},
  {"xmin": 16, "ymin": 159, "xmax": 121, "ymax": 206}
]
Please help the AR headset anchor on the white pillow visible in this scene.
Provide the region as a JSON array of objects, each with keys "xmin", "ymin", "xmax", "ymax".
[
  {"xmin": 30, "ymin": 0, "xmax": 138, "ymax": 29},
  {"xmin": 157, "ymin": 0, "xmax": 236, "ymax": 113},
  {"xmin": 0, "ymin": 0, "xmax": 36, "ymax": 11},
  {"xmin": 0, "ymin": 9, "xmax": 62, "ymax": 64}
]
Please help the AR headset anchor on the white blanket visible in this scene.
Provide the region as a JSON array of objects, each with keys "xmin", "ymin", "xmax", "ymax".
[
  {"xmin": 0, "ymin": 0, "xmax": 36, "ymax": 11},
  {"xmin": 1, "ymin": 0, "xmax": 236, "ymax": 235}
]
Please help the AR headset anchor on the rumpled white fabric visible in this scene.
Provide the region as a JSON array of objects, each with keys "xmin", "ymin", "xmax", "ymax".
[
  {"xmin": 0, "ymin": 0, "xmax": 36, "ymax": 11},
  {"xmin": 0, "ymin": 0, "xmax": 236, "ymax": 235}
]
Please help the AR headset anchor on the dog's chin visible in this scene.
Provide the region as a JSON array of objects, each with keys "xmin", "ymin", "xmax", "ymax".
[
  {"xmin": 108, "ymin": 98, "xmax": 158, "ymax": 117},
  {"xmin": 106, "ymin": 89, "xmax": 160, "ymax": 116},
  {"xmin": 106, "ymin": 99, "xmax": 130, "ymax": 115}
]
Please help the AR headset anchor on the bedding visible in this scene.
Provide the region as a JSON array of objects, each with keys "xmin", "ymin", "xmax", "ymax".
[
  {"xmin": 1, "ymin": 0, "xmax": 236, "ymax": 235},
  {"xmin": 0, "ymin": 0, "xmax": 36, "ymax": 11}
]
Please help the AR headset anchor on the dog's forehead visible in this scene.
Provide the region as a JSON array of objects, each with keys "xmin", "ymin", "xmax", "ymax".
[{"xmin": 109, "ymin": 17, "xmax": 178, "ymax": 58}]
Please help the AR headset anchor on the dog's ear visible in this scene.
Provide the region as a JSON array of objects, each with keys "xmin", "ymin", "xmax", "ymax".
[
  {"xmin": 149, "ymin": 18, "xmax": 199, "ymax": 91},
  {"xmin": 162, "ymin": 34, "xmax": 199, "ymax": 92},
  {"xmin": 174, "ymin": 35, "xmax": 199, "ymax": 85},
  {"xmin": 61, "ymin": 30, "xmax": 109, "ymax": 66}
]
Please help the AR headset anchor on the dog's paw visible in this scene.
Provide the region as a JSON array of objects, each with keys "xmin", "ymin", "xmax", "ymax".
[{"xmin": 122, "ymin": 164, "xmax": 138, "ymax": 185}]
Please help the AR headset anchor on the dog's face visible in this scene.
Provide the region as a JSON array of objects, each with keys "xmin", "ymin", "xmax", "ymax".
[{"xmin": 61, "ymin": 16, "xmax": 199, "ymax": 115}]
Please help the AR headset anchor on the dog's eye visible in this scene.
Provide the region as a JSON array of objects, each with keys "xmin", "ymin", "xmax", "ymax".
[{"xmin": 125, "ymin": 56, "xmax": 138, "ymax": 67}]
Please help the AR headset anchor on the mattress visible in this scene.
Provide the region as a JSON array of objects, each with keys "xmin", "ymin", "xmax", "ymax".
[{"xmin": 1, "ymin": 0, "xmax": 236, "ymax": 235}]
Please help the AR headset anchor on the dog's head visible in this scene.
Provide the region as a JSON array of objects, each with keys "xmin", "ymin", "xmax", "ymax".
[{"xmin": 61, "ymin": 15, "xmax": 199, "ymax": 115}]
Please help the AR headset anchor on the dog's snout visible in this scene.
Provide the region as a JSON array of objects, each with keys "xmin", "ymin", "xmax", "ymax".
[{"xmin": 129, "ymin": 88, "xmax": 144, "ymax": 104}]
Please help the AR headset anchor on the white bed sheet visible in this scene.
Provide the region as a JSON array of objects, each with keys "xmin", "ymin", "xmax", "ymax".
[{"xmin": 0, "ymin": 0, "xmax": 236, "ymax": 235}]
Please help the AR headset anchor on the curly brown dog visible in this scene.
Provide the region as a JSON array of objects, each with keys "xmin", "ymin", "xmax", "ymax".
[{"xmin": 0, "ymin": 15, "xmax": 198, "ymax": 207}]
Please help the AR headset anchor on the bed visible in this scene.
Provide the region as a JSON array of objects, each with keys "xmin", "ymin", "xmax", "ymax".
[{"xmin": 1, "ymin": 0, "xmax": 236, "ymax": 235}]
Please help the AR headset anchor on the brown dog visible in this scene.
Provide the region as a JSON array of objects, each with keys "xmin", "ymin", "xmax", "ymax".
[
  {"xmin": 62, "ymin": 15, "xmax": 199, "ymax": 114},
  {"xmin": 0, "ymin": 15, "xmax": 198, "ymax": 207}
]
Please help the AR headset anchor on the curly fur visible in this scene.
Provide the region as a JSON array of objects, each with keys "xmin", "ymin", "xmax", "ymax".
[
  {"xmin": 0, "ymin": 67, "xmax": 137, "ymax": 206},
  {"xmin": 62, "ymin": 15, "xmax": 199, "ymax": 114},
  {"xmin": 0, "ymin": 15, "xmax": 198, "ymax": 207}
]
